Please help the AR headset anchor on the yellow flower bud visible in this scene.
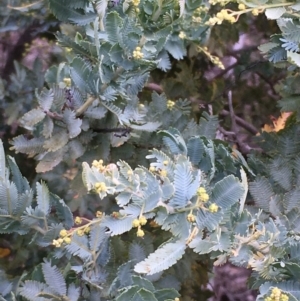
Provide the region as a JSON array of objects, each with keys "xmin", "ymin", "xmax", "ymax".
[
  {"xmin": 84, "ymin": 226, "xmax": 91, "ymax": 234},
  {"xmin": 64, "ymin": 237, "xmax": 71, "ymax": 244},
  {"xmin": 187, "ymin": 213, "xmax": 196, "ymax": 222},
  {"xmin": 252, "ymin": 8, "xmax": 259, "ymax": 15},
  {"xmin": 209, "ymin": 203, "xmax": 219, "ymax": 213},
  {"xmin": 74, "ymin": 216, "xmax": 82, "ymax": 225},
  {"xmin": 200, "ymin": 193, "xmax": 209, "ymax": 202},
  {"xmin": 197, "ymin": 187, "xmax": 206, "ymax": 196},
  {"xmin": 238, "ymin": 3, "xmax": 246, "ymax": 10},
  {"xmin": 149, "ymin": 166, "xmax": 156, "ymax": 172},
  {"xmin": 132, "ymin": 219, "xmax": 140, "ymax": 227},
  {"xmin": 77, "ymin": 229, "xmax": 85, "ymax": 236},
  {"xmin": 59, "ymin": 229, "xmax": 68, "ymax": 238},
  {"xmin": 52, "ymin": 239, "xmax": 61, "ymax": 247},
  {"xmin": 137, "ymin": 228, "xmax": 145, "ymax": 237},
  {"xmin": 139, "ymin": 216, "xmax": 147, "ymax": 225}
]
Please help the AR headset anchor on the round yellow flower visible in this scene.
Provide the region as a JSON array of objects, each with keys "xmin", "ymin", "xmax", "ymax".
[
  {"xmin": 77, "ymin": 229, "xmax": 85, "ymax": 236},
  {"xmin": 64, "ymin": 237, "xmax": 71, "ymax": 244},
  {"xmin": 59, "ymin": 229, "xmax": 68, "ymax": 238},
  {"xmin": 137, "ymin": 228, "xmax": 145, "ymax": 237},
  {"xmin": 132, "ymin": 219, "xmax": 140, "ymax": 227},
  {"xmin": 74, "ymin": 216, "xmax": 82, "ymax": 225},
  {"xmin": 209, "ymin": 203, "xmax": 219, "ymax": 213},
  {"xmin": 139, "ymin": 216, "xmax": 147, "ymax": 225}
]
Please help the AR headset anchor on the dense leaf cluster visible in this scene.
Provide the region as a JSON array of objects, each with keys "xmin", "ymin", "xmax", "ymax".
[{"xmin": 2, "ymin": 0, "xmax": 300, "ymax": 300}]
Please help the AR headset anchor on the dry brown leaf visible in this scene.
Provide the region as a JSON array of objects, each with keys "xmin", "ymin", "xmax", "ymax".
[{"xmin": 261, "ymin": 112, "xmax": 292, "ymax": 133}]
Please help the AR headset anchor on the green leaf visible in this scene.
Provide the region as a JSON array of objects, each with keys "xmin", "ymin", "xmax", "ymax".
[
  {"xmin": 154, "ymin": 288, "xmax": 180, "ymax": 301},
  {"xmin": 0, "ymin": 181, "xmax": 18, "ymax": 214},
  {"xmin": 132, "ymin": 275, "xmax": 155, "ymax": 292},
  {"xmin": 42, "ymin": 261, "xmax": 67, "ymax": 296},
  {"xmin": 43, "ymin": 129, "xmax": 69, "ymax": 152},
  {"xmin": 51, "ymin": 194, "xmax": 74, "ymax": 229},
  {"xmin": 7, "ymin": 156, "xmax": 30, "ymax": 194},
  {"xmin": 169, "ymin": 161, "xmax": 193, "ymax": 208},
  {"xmin": 36, "ymin": 182, "xmax": 50, "ymax": 215},
  {"xmin": 20, "ymin": 281, "xmax": 49, "ymax": 301},
  {"xmin": 102, "ymin": 216, "xmax": 135, "ymax": 235},
  {"xmin": 36, "ymin": 88, "xmax": 54, "ymax": 111},
  {"xmin": 187, "ymin": 137, "xmax": 205, "ymax": 165},
  {"xmin": 131, "ymin": 288, "xmax": 158, "ymax": 301},
  {"xmin": 63, "ymin": 109, "xmax": 82, "ymax": 138},
  {"xmin": 67, "ymin": 283, "xmax": 80, "ymax": 301},
  {"xmin": 249, "ymin": 177, "xmax": 273, "ymax": 211},
  {"xmin": 159, "ymin": 128, "xmax": 187, "ymax": 155},
  {"xmin": 69, "ymin": 57, "xmax": 92, "ymax": 93},
  {"xmin": 116, "ymin": 286, "xmax": 139, "ymax": 301},
  {"xmin": 198, "ymin": 112, "xmax": 218, "ymax": 139},
  {"xmin": 49, "ymin": 0, "xmax": 89, "ymax": 23},
  {"xmin": 105, "ymin": 11, "xmax": 123, "ymax": 44},
  {"xmin": 20, "ymin": 108, "xmax": 46, "ymax": 130},
  {"xmin": 89, "ymin": 224, "xmax": 108, "ymax": 252},
  {"xmin": 134, "ymin": 241, "xmax": 186, "ymax": 275},
  {"xmin": 265, "ymin": 7, "xmax": 286, "ymax": 19},
  {"xmin": 10, "ymin": 136, "xmax": 45, "ymax": 157},
  {"xmin": 211, "ymin": 175, "xmax": 244, "ymax": 210}
]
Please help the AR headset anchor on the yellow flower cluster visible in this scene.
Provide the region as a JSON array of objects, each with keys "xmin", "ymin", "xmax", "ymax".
[
  {"xmin": 192, "ymin": 6, "xmax": 208, "ymax": 23},
  {"xmin": 167, "ymin": 99, "xmax": 175, "ymax": 110},
  {"xmin": 196, "ymin": 6, "xmax": 208, "ymax": 12},
  {"xmin": 52, "ymin": 229, "xmax": 72, "ymax": 247},
  {"xmin": 77, "ymin": 226, "xmax": 91, "ymax": 236},
  {"xmin": 132, "ymin": 0, "xmax": 140, "ymax": 6},
  {"xmin": 133, "ymin": 46, "xmax": 143, "ymax": 59},
  {"xmin": 238, "ymin": 3, "xmax": 246, "ymax": 10},
  {"xmin": 132, "ymin": 216, "xmax": 147, "ymax": 237},
  {"xmin": 192, "ymin": 16, "xmax": 202, "ymax": 23},
  {"xmin": 94, "ymin": 182, "xmax": 107, "ymax": 193},
  {"xmin": 206, "ymin": 9, "xmax": 236, "ymax": 25},
  {"xmin": 179, "ymin": 31, "xmax": 186, "ymax": 39},
  {"xmin": 251, "ymin": 8, "xmax": 260, "ymax": 15},
  {"xmin": 92, "ymin": 159, "xmax": 105, "ymax": 172},
  {"xmin": 197, "ymin": 187, "xmax": 209, "ymax": 202},
  {"xmin": 199, "ymin": 46, "xmax": 225, "ymax": 70},
  {"xmin": 264, "ymin": 287, "xmax": 289, "ymax": 301},
  {"xmin": 187, "ymin": 213, "xmax": 196, "ymax": 223},
  {"xmin": 210, "ymin": 55, "xmax": 225, "ymax": 69},
  {"xmin": 63, "ymin": 77, "xmax": 71, "ymax": 87},
  {"xmin": 209, "ymin": 203, "xmax": 219, "ymax": 213}
]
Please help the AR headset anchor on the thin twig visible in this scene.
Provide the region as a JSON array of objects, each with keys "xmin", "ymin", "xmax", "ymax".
[
  {"xmin": 227, "ymin": 91, "xmax": 253, "ymax": 154},
  {"xmin": 145, "ymin": 83, "xmax": 163, "ymax": 93},
  {"xmin": 220, "ymin": 110, "xmax": 258, "ymax": 135}
]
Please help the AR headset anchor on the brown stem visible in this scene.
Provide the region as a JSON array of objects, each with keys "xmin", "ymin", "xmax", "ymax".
[
  {"xmin": 220, "ymin": 109, "xmax": 258, "ymax": 135},
  {"xmin": 1, "ymin": 23, "xmax": 41, "ymax": 80}
]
